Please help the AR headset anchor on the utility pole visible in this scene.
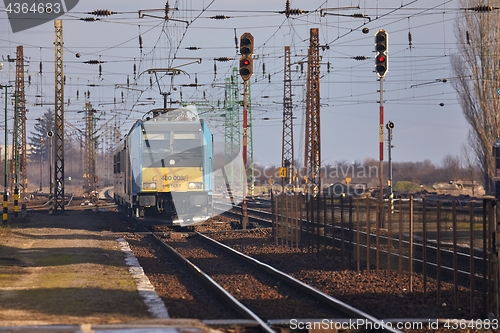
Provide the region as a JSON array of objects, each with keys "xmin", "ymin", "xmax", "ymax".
[
  {"xmin": 84, "ymin": 102, "xmax": 97, "ymax": 198},
  {"xmin": 2, "ymin": 84, "xmax": 12, "ymax": 223},
  {"xmin": 304, "ymin": 28, "xmax": 321, "ymax": 195},
  {"xmin": 35, "ymin": 117, "xmax": 44, "ymax": 192},
  {"xmin": 39, "ymin": 137, "xmax": 44, "ymax": 192},
  {"xmin": 48, "ymin": 130, "xmax": 53, "ymax": 194},
  {"xmin": 12, "ymin": 90, "xmax": 19, "ymax": 216},
  {"xmin": 51, "ymin": 19, "xmax": 65, "ymax": 213},
  {"xmin": 14, "ymin": 45, "xmax": 27, "ymax": 195},
  {"xmin": 281, "ymin": 46, "xmax": 294, "ymax": 190},
  {"xmin": 10, "ymin": 45, "xmax": 27, "ymax": 216}
]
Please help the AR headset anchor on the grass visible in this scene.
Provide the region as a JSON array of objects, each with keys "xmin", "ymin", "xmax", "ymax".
[
  {"xmin": 0, "ymin": 272, "xmax": 24, "ymax": 287},
  {"xmin": 0, "ymin": 219, "xmax": 151, "ymax": 323}
]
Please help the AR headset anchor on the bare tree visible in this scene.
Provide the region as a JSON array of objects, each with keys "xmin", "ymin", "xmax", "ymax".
[
  {"xmin": 461, "ymin": 140, "xmax": 479, "ymax": 195},
  {"xmin": 451, "ymin": 0, "xmax": 500, "ymax": 193},
  {"xmin": 441, "ymin": 154, "xmax": 463, "ymax": 181}
]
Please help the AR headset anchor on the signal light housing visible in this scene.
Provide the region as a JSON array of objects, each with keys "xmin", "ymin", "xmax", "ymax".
[
  {"xmin": 240, "ymin": 32, "xmax": 254, "ymax": 56},
  {"xmin": 239, "ymin": 56, "xmax": 253, "ymax": 81},
  {"xmin": 376, "ymin": 54, "xmax": 387, "ymax": 76},
  {"xmin": 375, "ymin": 29, "xmax": 388, "ymax": 78},
  {"xmin": 239, "ymin": 32, "xmax": 254, "ymax": 81}
]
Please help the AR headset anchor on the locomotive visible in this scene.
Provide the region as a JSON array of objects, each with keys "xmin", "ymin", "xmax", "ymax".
[{"xmin": 113, "ymin": 106, "xmax": 214, "ymax": 226}]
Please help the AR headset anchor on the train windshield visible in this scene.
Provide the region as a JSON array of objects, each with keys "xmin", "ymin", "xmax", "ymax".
[{"xmin": 141, "ymin": 123, "xmax": 203, "ymax": 167}]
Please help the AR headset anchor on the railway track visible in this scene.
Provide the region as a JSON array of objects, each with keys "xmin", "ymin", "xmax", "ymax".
[
  {"xmin": 215, "ymin": 201, "xmax": 272, "ymax": 228},
  {"xmin": 134, "ymin": 221, "xmax": 402, "ymax": 333},
  {"xmin": 26, "ymin": 194, "xmax": 486, "ymax": 294},
  {"xmin": 116, "ymin": 198, "xmax": 494, "ymax": 327},
  {"xmin": 219, "ymin": 199, "xmax": 487, "ymax": 293}
]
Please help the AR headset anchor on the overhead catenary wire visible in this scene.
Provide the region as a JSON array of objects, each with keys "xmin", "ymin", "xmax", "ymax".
[{"xmin": 0, "ymin": 0, "xmax": 469, "ymax": 166}]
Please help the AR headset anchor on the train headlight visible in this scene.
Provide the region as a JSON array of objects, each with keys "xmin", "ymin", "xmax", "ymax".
[
  {"xmin": 169, "ymin": 159, "xmax": 176, "ymax": 165},
  {"xmin": 143, "ymin": 182, "xmax": 157, "ymax": 190},
  {"xmin": 188, "ymin": 182, "xmax": 203, "ymax": 189}
]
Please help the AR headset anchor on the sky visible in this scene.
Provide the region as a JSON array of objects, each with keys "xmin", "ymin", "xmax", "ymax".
[{"xmin": 0, "ymin": 0, "xmax": 474, "ymax": 168}]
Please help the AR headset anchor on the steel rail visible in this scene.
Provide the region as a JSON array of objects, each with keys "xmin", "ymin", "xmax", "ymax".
[
  {"xmin": 221, "ymin": 203, "xmax": 485, "ymax": 290},
  {"xmin": 196, "ymin": 232, "xmax": 403, "ymax": 333},
  {"xmin": 149, "ymin": 232, "xmax": 276, "ymax": 333}
]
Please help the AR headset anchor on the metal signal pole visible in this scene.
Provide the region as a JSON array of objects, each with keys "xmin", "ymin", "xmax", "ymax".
[
  {"xmin": 239, "ymin": 32, "xmax": 254, "ymax": 229},
  {"xmin": 375, "ymin": 29, "xmax": 388, "ymax": 226},
  {"xmin": 386, "ymin": 121, "xmax": 394, "ymax": 213},
  {"xmin": 379, "ymin": 77, "xmax": 384, "ymax": 222},
  {"xmin": 379, "ymin": 77, "xmax": 384, "ymax": 204},
  {"xmin": 241, "ymin": 79, "xmax": 249, "ymax": 229}
]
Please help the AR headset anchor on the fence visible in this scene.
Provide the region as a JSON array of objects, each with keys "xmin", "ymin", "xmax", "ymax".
[{"xmin": 271, "ymin": 192, "xmax": 499, "ymax": 318}]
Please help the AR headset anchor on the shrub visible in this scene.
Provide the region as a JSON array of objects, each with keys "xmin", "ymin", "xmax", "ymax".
[{"xmin": 393, "ymin": 181, "xmax": 421, "ymax": 193}]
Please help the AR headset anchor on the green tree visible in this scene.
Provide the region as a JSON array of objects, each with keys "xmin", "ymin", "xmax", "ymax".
[{"xmin": 28, "ymin": 109, "xmax": 54, "ymax": 163}]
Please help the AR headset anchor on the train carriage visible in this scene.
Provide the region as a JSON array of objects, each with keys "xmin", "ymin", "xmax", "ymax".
[{"xmin": 113, "ymin": 106, "xmax": 214, "ymax": 226}]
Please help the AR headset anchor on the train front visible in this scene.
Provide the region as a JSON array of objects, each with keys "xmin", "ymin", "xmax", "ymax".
[{"xmin": 132, "ymin": 108, "xmax": 213, "ymax": 226}]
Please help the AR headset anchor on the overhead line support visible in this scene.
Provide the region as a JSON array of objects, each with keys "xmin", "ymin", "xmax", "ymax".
[
  {"xmin": 304, "ymin": 28, "xmax": 321, "ymax": 195},
  {"xmin": 51, "ymin": 19, "xmax": 65, "ymax": 214},
  {"xmin": 13, "ymin": 45, "xmax": 27, "ymax": 198},
  {"xmin": 282, "ymin": 46, "xmax": 294, "ymax": 189}
]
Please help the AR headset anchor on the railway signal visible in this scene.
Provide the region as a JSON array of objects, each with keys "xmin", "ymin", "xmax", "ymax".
[
  {"xmin": 239, "ymin": 32, "xmax": 254, "ymax": 81},
  {"xmin": 239, "ymin": 32, "xmax": 255, "ymax": 228},
  {"xmin": 375, "ymin": 30, "xmax": 388, "ymax": 78},
  {"xmin": 239, "ymin": 56, "xmax": 253, "ymax": 81},
  {"xmin": 375, "ymin": 30, "xmax": 388, "ymax": 224},
  {"xmin": 386, "ymin": 120, "xmax": 394, "ymax": 131}
]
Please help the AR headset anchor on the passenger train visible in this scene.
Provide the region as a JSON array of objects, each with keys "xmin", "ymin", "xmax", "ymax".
[{"xmin": 113, "ymin": 106, "xmax": 214, "ymax": 226}]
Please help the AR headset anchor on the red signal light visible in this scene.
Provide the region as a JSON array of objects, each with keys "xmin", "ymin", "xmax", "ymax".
[
  {"xmin": 377, "ymin": 55, "xmax": 385, "ymax": 62},
  {"xmin": 239, "ymin": 55, "xmax": 253, "ymax": 81}
]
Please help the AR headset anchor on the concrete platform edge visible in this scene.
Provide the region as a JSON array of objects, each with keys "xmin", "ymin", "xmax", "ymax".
[{"xmin": 116, "ymin": 238, "xmax": 170, "ymax": 319}]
